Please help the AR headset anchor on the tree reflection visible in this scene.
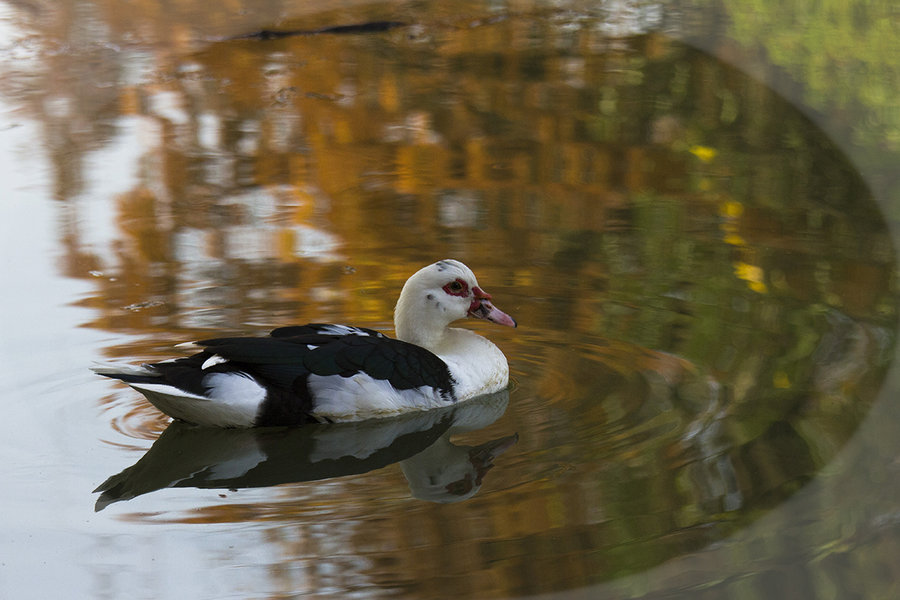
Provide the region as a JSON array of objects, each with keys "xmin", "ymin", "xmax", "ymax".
[{"xmin": 2, "ymin": 0, "xmax": 897, "ymax": 597}]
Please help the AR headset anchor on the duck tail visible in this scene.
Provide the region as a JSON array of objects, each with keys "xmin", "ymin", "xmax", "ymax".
[{"xmin": 91, "ymin": 362, "xmax": 160, "ymax": 384}]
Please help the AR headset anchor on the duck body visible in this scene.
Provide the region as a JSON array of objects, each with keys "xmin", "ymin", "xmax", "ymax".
[{"xmin": 94, "ymin": 260, "xmax": 516, "ymax": 427}]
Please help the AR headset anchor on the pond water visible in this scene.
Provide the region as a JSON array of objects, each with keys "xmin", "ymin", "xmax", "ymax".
[{"xmin": 2, "ymin": 1, "xmax": 899, "ymax": 599}]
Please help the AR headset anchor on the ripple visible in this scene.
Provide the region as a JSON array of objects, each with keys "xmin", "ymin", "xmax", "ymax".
[{"xmin": 98, "ymin": 393, "xmax": 170, "ymax": 446}]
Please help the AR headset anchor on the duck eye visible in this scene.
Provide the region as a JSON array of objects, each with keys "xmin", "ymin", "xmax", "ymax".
[{"xmin": 443, "ymin": 279, "xmax": 468, "ymax": 296}]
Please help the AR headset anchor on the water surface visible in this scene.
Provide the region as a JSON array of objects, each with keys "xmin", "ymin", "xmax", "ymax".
[{"xmin": 1, "ymin": 1, "xmax": 898, "ymax": 599}]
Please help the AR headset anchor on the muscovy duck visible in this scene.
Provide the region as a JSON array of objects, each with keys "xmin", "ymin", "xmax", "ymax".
[{"xmin": 93, "ymin": 259, "xmax": 516, "ymax": 427}]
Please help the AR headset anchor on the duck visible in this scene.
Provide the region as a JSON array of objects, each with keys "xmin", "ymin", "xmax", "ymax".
[{"xmin": 93, "ymin": 259, "xmax": 517, "ymax": 427}]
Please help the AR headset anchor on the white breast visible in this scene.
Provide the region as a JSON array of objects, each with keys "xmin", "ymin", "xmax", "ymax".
[{"xmin": 437, "ymin": 328, "xmax": 509, "ymax": 401}]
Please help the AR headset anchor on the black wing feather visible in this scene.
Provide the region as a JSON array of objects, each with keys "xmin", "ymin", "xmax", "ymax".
[
  {"xmin": 219, "ymin": 327, "xmax": 454, "ymax": 391},
  {"xmin": 270, "ymin": 324, "xmax": 386, "ymax": 339},
  {"xmin": 140, "ymin": 325, "xmax": 456, "ymax": 426},
  {"xmin": 196, "ymin": 337, "xmax": 308, "ymax": 365}
]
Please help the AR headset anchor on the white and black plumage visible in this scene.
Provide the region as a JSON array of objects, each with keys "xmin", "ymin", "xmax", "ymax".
[{"xmin": 93, "ymin": 259, "xmax": 517, "ymax": 427}]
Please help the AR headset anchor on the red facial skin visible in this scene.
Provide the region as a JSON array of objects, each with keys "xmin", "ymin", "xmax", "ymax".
[{"xmin": 443, "ymin": 278, "xmax": 516, "ymax": 328}]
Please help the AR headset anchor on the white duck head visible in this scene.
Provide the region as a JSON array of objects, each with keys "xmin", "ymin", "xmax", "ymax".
[{"xmin": 394, "ymin": 259, "xmax": 516, "ymax": 349}]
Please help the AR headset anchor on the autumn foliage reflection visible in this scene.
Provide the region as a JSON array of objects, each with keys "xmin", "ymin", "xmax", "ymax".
[{"xmin": 17, "ymin": 2, "xmax": 897, "ymax": 596}]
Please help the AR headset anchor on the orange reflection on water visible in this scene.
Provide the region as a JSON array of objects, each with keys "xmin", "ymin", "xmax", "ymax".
[{"xmin": 8, "ymin": 1, "xmax": 897, "ymax": 597}]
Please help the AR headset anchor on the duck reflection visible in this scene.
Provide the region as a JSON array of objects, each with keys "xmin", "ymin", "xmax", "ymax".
[{"xmin": 94, "ymin": 390, "xmax": 515, "ymax": 511}]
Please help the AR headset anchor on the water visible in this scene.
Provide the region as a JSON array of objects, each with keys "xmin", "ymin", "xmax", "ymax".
[{"xmin": 1, "ymin": 1, "xmax": 899, "ymax": 598}]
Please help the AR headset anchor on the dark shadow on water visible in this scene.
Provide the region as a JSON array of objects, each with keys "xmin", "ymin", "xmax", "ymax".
[
  {"xmin": 223, "ymin": 20, "xmax": 408, "ymax": 41},
  {"xmin": 95, "ymin": 390, "xmax": 515, "ymax": 511}
]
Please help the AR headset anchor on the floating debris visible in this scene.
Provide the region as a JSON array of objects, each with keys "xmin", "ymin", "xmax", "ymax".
[
  {"xmin": 227, "ymin": 21, "xmax": 407, "ymax": 42},
  {"xmin": 122, "ymin": 301, "xmax": 165, "ymax": 312}
]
